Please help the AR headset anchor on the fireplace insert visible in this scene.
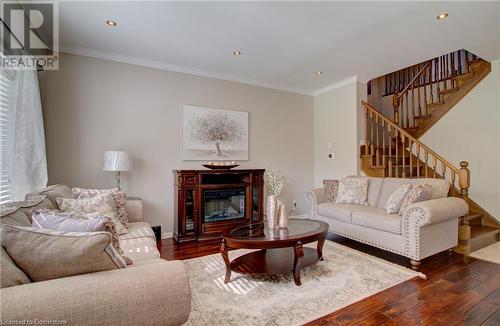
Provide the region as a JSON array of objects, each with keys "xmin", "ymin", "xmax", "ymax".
[{"xmin": 203, "ymin": 188, "xmax": 246, "ymax": 223}]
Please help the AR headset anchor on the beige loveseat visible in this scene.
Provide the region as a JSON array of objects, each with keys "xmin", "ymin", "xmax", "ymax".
[
  {"xmin": 0, "ymin": 185, "xmax": 191, "ymax": 325},
  {"xmin": 305, "ymin": 177, "xmax": 468, "ymax": 268}
]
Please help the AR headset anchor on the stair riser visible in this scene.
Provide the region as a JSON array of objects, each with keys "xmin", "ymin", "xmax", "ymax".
[{"xmin": 470, "ymin": 231, "xmax": 499, "ymax": 252}]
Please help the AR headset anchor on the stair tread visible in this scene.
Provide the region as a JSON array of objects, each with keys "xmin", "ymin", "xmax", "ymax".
[
  {"xmin": 471, "ymin": 226, "xmax": 500, "ymax": 238},
  {"xmin": 440, "ymin": 87, "xmax": 459, "ymax": 95},
  {"xmin": 427, "ymin": 101, "xmax": 444, "ymax": 108},
  {"xmin": 453, "ymin": 72, "xmax": 473, "ymax": 80},
  {"xmin": 415, "ymin": 114, "xmax": 432, "ymax": 119}
]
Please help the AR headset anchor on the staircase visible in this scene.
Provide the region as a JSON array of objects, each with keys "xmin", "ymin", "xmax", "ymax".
[
  {"xmin": 388, "ymin": 50, "xmax": 491, "ymax": 139},
  {"xmin": 361, "ymin": 101, "xmax": 500, "ymax": 256}
]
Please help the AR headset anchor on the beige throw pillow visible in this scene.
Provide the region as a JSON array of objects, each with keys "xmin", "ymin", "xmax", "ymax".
[
  {"xmin": 73, "ymin": 187, "xmax": 128, "ymax": 230},
  {"xmin": 335, "ymin": 177, "xmax": 368, "ymax": 205},
  {"xmin": 1, "ymin": 225, "xmax": 126, "ymax": 282},
  {"xmin": 57, "ymin": 194, "xmax": 127, "ymax": 235},
  {"xmin": 385, "ymin": 184, "xmax": 412, "ymax": 214},
  {"xmin": 399, "ymin": 184, "xmax": 433, "ymax": 216},
  {"xmin": 323, "ymin": 179, "xmax": 339, "ymax": 203},
  {"xmin": 1, "ymin": 246, "xmax": 31, "ymax": 288}
]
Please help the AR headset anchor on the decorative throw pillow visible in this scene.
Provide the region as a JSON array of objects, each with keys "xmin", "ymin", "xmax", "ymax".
[
  {"xmin": 32, "ymin": 210, "xmax": 109, "ymax": 232},
  {"xmin": 1, "ymin": 225, "xmax": 126, "ymax": 282},
  {"xmin": 56, "ymin": 194, "xmax": 127, "ymax": 235},
  {"xmin": 399, "ymin": 184, "xmax": 433, "ymax": 216},
  {"xmin": 1, "ymin": 246, "xmax": 31, "ymax": 288},
  {"xmin": 33, "ymin": 210, "xmax": 133, "ymax": 265},
  {"xmin": 323, "ymin": 179, "xmax": 339, "ymax": 203},
  {"xmin": 335, "ymin": 177, "xmax": 368, "ymax": 205},
  {"xmin": 385, "ymin": 184, "xmax": 412, "ymax": 214},
  {"xmin": 73, "ymin": 187, "xmax": 128, "ymax": 230}
]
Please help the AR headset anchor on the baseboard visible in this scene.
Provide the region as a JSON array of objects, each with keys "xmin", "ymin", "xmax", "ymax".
[{"xmin": 161, "ymin": 232, "xmax": 173, "ymax": 239}]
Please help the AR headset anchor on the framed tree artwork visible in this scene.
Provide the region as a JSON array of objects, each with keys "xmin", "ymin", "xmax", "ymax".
[{"xmin": 182, "ymin": 105, "xmax": 249, "ymax": 161}]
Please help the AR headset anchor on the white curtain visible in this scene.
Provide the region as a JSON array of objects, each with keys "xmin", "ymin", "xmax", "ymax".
[{"xmin": 8, "ymin": 68, "xmax": 48, "ymax": 201}]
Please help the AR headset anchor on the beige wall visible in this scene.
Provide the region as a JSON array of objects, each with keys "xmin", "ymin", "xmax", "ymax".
[
  {"xmin": 420, "ymin": 60, "xmax": 500, "ymax": 220},
  {"xmin": 313, "ymin": 82, "xmax": 361, "ymax": 186},
  {"xmin": 39, "ymin": 53, "xmax": 314, "ymax": 235}
]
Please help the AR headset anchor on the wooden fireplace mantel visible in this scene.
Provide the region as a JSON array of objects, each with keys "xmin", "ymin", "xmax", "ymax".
[{"xmin": 173, "ymin": 169, "xmax": 265, "ymax": 243}]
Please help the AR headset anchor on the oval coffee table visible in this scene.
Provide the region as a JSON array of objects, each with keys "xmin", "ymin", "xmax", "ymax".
[{"xmin": 220, "ymin": 219, "xmax": 329, "ymax": 286}]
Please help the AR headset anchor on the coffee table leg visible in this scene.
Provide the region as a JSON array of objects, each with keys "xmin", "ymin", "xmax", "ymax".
[
  {"xmin": 317, "ymin": 232, "xmax": 326, "ymax": 261},
  {"xmin": 293, "ymin": 241, "xmax": 304, "ymax": 286},
  {"xmin": 220, "ymin": 239, "xmax": 231, "ymax": 283}
]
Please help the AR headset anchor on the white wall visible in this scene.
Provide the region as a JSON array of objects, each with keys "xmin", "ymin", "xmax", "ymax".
[
  {"xmin": 39, "ymin": 53, "xmax": 314, "ymax": 234},
  {"xmin": 313, "ymin": 81, "xmax": 362, "ymax": 186},
  {"xmin": 420, "ymin": 60, "xmax": 500, "ymax": 220}
]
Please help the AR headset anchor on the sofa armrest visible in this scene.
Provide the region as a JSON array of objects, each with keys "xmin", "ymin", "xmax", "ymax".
[
  {"xmin": 0, "ymin": 260, "xmax": 191, "ymax": 326},
  {"xmin": 126, "ymin": 197, "xmax": 143, "ymax": 222},
  {"xmin": 304, "ymin": 188, "xmax": 326, "ymax": 219},
  {"xmin": 404, "ymin": 197, "xmax": 468, "ymax": 228}
]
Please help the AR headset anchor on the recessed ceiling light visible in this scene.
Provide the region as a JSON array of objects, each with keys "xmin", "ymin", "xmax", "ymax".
[
  {"xmin": 436, "ymin": 13, "xmax": 448, "ymax": 20},
  {"xmin": 106, "ymin": 20, "xmax": 117, "ymax": 27},
  {"xmin": 315, "ymin": 71, "xmax": 322, "ymax": 76},
  {"xmin": 232, "ymin": 51, "xmax": 241, "ymax": 56}
]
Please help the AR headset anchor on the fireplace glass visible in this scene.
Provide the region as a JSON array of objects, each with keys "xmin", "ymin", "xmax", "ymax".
[{"xmin": 203, "ymin": 189, "xmax": 246, "ymax": 223}]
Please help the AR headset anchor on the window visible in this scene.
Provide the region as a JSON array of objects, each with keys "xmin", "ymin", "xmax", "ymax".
[{"xmin": 0, "ymin": 70, "xmax": 14, "ymax": 204}]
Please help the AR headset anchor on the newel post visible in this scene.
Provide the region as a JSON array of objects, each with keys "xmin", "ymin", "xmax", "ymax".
[{"xmin": 457, "ymin": 161, "xmax": 471, "ymax": 255}]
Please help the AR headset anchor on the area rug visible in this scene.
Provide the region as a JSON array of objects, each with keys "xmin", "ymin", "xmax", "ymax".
[
  {"xmin": 470, "ymin": 242, "xmax": 500, "ymax": 264},
  {"xmin": 183, "ymin": 240, "xmax": 425, "ymax": 326}
]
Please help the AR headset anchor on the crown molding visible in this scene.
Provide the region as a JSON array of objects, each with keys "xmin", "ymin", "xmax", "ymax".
[
  {"xmin": 312, "ymin": 76, "xmax": 358, "ymax": 96},
  {"xmin": 60, "ymin": 46, "xmax": 314, "ymax": 96}
]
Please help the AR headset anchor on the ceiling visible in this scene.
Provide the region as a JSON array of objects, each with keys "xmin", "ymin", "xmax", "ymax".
[{"xmin": 58, "ymin": 1, "xmax": 500, "ymax": 95}]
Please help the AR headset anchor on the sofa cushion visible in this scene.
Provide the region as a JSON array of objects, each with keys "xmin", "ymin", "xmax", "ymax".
[
  {"xmin": 26, "ymin": 184, "xmax": 73, "ymax": 207},
  {"xmin": 0, "ymin": 207, "xmax": 31, "ymax": 226},
  {"xmin": 119, "ymin": 235, "xmax": 160, "ymax": 263},
  {"xmin": 351, "ymin": 208, "xmax": 402, "ymax": 234},
  {"xmin": 347, "ymin": 176, "xmax": 383, "ymax": 206},
  {"xmin": 1, "ymin": 246, "xmax": 31, "ymax": 288},
  {"xmin": 335, "ymin": 177, "xmax": 368, "ymax": 205},
  {"xmin": 73, "ymin": 187, "xmax": 129, "ymax": 230},
  {"xmin": 57, "ymin": 194, "xmax": 127, "ymax": 235},
  {"xmin": 317, "ymin": 203, "xmax": 375, "ymax": 223},
  {"xmin": 377, "ymin": 178, "xmax": 450, "ymax": 209},
  {"xmin": 2, "ymin": 196, "xmax": 55, "ymax": 224},
  {"xmin": 1, "ymin": 225, "xmax": 127, "ymax": 282},
  {"xmin": 119, "ymin": 222, "xmax": 156, "ymax": 240}
]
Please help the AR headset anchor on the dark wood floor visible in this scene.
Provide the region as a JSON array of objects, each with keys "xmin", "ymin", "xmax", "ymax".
[{"xmin": 159, "ymin": 234, "xmax": 500, "ymax": 326}]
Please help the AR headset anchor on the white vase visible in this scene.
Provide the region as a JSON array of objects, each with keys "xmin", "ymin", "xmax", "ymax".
[
  {"xmin": 278, "ymin": 202, "xmax": 289, "ymax": 229},
  {"xmin": 266, "ymin": 195, "xmax": 278, "ymax": 229}
]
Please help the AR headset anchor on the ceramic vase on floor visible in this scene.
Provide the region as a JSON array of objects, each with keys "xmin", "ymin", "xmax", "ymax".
[{"xmin": 266, "ymin": 195, "xmax": 278, "ymax": 229}]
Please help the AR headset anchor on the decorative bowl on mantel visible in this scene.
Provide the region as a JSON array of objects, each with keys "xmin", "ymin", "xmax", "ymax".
[{"xmin": 203, "ymin": 162, "xmax": 239, "ymax": 170}]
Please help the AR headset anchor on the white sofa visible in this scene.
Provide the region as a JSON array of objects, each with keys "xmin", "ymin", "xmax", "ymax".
[{"xmin": 305, "ymin": 177, "xmax": 468, "ymax": 268}]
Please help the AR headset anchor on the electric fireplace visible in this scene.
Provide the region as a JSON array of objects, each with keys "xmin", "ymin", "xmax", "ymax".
[{"xmin": 173, "ymin": 169, "xmax": 264, "ymax": 243}]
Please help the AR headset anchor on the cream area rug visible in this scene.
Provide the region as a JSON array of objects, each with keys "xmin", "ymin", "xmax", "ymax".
[
  {"xmin": 470, "ymin": 242, "xmax": 500, "ymax": 264},
  {"xmin": 183, "ymin": 240, "xmax": 425, "ymax": 326}
]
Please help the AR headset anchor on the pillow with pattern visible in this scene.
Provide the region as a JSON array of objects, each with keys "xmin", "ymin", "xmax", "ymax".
[
  {"xmin": 335, "ymin": 177, "xmax": 368, "ymax": 205},
  {"xmin": 398, "ymin": 184, "xmax": 433, "ymax": 216},
  {"xmin": 385, "ymin": 184, "xmax": 412, "ymax": 214},
  {"xmin": 323, "ymin": 179, "xmax": 339, "ymax": 203},
  {"xmin": 56, "ymin": 193, "xmax": 127, "ymax": 235},
  {"xmin": 72, "ymin": 187, "xmax": 128, "ymax": 231}
]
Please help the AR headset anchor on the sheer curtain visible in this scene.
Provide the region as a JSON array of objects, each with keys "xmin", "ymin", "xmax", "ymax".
[{"xmin": 8, "ymin": 67, "xmax": 48, "ymax": 201}]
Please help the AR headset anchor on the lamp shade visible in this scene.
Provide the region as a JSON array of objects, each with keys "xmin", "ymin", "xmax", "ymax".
[{"xmin": 103, "ymin": 151, "xmax": 132, "ymax": 172}]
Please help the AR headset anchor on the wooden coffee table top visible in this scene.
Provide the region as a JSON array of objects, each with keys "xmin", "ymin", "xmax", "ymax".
[{"xmin": 222, "ymin": 219, "xmax": 329, "ymax": 249}]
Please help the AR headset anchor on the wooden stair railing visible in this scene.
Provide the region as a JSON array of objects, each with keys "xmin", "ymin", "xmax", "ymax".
[
  {"xmin": 391, "ymin": 50, "xmax": 478, "ymax": 131},
  {"xmin": 362, "ymin": 101, "xmax": 472, "ymax": 253}
]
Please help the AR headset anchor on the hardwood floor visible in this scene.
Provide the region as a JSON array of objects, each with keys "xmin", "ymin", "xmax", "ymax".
[{"xmin": 159, "ymin": 234, "xmax": 500, "ymax": 325}]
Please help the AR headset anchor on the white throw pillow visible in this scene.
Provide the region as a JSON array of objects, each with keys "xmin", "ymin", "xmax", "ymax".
[
  {"xmin": 385, "ymin": 184, "xmax": 412, "ymax": 214},
  {"xmin": 335, "ymin": 177, "xmax": 368, "ymax": 205},
  {"xmin": 56, "ymin": 194, "xmax": 127, "ymax": 235}
]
